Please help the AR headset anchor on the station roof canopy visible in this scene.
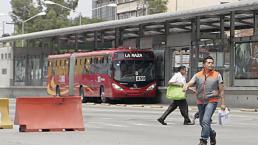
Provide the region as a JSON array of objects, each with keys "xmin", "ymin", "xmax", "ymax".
[{"xmin": 1, "ymin": 0, "xmax": 258, "ymax": 42}]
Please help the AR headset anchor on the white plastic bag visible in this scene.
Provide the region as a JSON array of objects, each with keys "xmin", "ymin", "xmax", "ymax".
[{"xmin": 217, "ymin": 107, "xmax": 230, "ymax": 125}]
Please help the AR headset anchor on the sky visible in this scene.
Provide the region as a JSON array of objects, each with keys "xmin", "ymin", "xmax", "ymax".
[{"xmin": 0, "ymin": 0, "xmax": 92, "ymax": 35}]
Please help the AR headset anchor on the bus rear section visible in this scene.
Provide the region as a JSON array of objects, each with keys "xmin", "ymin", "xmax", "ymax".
[{"xmin": 47, "ymin": 54, "xmax": 71, "ymax": 96}]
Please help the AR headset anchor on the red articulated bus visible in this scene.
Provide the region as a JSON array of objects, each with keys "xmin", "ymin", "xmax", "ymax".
[{"xmin": 47, "ymin": 48, "xmax": 157, "ymax": 103}]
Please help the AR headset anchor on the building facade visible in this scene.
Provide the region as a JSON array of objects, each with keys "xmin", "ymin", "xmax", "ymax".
[
  {"xmin": 0, "ymin": 42, "xmax": 13, "ymax": 87},
  {"xmin": 92, "ymin": 0, "xmax": 117, "ymax": 20},
  {"xmin": 117, "ymin": 0, "xmax": 240, "ymax": 20},
  {"xmin": 117, "ymin": 0, "xmax": 147, "ymax": 20},
  {"xmin": 167, "ymin": 0, "xmax": 240, "ymax": 12}
]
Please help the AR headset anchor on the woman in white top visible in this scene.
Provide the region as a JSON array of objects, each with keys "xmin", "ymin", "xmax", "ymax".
[{"xmin": 157, "ymin": 66, "xmax": 192, "ymax": 125}]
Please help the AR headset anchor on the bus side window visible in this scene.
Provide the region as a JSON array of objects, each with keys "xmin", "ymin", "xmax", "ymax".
[
  {"xmin": 66, "ymin": 59, "xmax": 69, "ymax": 74},
  {"xmin": 105, "ymin": 56, "xmax": 109, "ymax": 64},
  {"xmin": 94, "ymin": 58, "xmax": 98, "ymax": 64},
  {"xmin": 59, "ymin": 60, "xmax": 62, "ymax": 74},
  {"xmin": 48, "ymin": 61, "xmax": 51, "ymax": 67},
  {"xmin": 48, "ymin": 60, "xmax": 52, "ymax": 75},
  {"xmin": 90, "ymin": 58, "xmax": 96, "ymax": 74},
  {"xmin": 90, "ymin": 58, "xmax": 93, "ymax": 64},
  {"xmin": 56, "ymin": 60, "xmax": 59, "ymax": 75},
  {"xmin": 100, "ymin": 57, "xmax": 104, "ymax": 64},
  {"xmin": 86, "ymin": 58, "xmax": 90, "ymax": 74},
  {"xmin": 84, "ymin": 58, "xmax": 87, "ymax": 65}
]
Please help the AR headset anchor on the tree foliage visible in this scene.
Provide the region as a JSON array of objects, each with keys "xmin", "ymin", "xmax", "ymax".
[
  {"xmin": 10, "ymin": 0, "xmax": 100, "ymax": 34},
  {"xmin": 147, "ymin": 0, "xmax": 168, "ymax": 14}
]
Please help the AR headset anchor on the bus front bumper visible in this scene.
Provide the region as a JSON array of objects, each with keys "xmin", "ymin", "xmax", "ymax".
[{"xmin": 111, "ymin": 88, "xmax": 157, "ymax": 99}]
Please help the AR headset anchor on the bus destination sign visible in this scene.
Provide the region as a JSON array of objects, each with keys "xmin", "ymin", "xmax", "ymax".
[
  {"xmin": 115, "ymin": 52, "xmax": 154, "ymax": 59},
  {"xmin": 124, "ymin": 53, "xmax": 143, "ymax": 58}
]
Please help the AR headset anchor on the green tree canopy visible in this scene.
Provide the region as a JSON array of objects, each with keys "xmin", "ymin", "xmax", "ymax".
[
  {"xmin": 10, "ymin": 0, "xmax": 101, "ymax": 34},
  {"xmin": 147, "ymin": 0, "xmax": 168, "ymax": 14}
]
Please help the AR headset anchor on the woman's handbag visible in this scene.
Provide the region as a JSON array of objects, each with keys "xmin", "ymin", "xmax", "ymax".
[{"xmin": 166, "ymin": 85, "xmax": 186, "ymax": 100}]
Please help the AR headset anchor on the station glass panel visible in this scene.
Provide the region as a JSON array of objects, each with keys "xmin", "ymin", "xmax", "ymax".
[{"xmin": 235, "ymin": 42, "xmax": 258, "ymax": 79}]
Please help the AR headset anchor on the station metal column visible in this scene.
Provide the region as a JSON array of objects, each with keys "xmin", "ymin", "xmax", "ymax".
[
  {"xmin": 136, "ymin": 24, "xmax": 144, "ymax": 49},
  {"xmin": 75, "ymin": 34, "xmax": 78, "ymax": 51},
  {"xmin": 164, "ymin": 21, "xmax": 169, "ymax": 46},
  {"xmin": 253, "ymin": 11, "xmax": 258, "ymax": 36},
  {"xmin": 229, "ymin": 12, "xmax": 235, "ymax": 86},
  {"xmin": 115, "ymin": 28, "xmax": 121, "ymax": 48},
  {"xmin": 94, "ymin": 31, "xmax": 98, "ymax": 50},
  {"xmin": 190, "ymin": 16, "xmax": 200, "ymax": 76}
]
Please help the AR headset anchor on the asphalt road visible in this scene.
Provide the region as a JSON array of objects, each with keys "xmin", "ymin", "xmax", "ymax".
[{"xmin": 0, "ymin": 100, "xmax": 258, "ymax": 145}]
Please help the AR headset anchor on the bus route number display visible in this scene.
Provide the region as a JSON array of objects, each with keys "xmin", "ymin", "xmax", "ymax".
[{"xmin": 136, "ymin": 76, "xmax": 146, "ymax": 81}]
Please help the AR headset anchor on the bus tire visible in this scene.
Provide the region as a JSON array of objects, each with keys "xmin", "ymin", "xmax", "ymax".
[
  {"xmin": 80, "ymin": 87, "xmax": 87, "ymax": 103},
  {"xmin": 56, "ymin": 86, "xmax": 60, "ymax": 96},
  {"xmin": 100, "ymin": 87, "xmax": 109, "ymax": 103}
]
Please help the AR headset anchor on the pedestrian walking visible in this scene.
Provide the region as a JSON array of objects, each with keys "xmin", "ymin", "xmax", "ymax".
[
  {"xmin": 184, "ymin": 56, "xmax": 225, "ymax": 145},
  {"xmin": 191, "ymin": 111, "xmax": 199, "ymax": 125},
  {"xmin": 192, "ymin": 111, "xmax": 214, "ymax": 125},
  {"xmin": 157, "ymin": 66, "xmax": 192, "ymax": 125}
]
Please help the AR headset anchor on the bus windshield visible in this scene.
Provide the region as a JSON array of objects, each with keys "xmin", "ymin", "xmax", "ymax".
[{"xmin": 113, "ymin": 60, "xmax": 155, "ymax": 83}]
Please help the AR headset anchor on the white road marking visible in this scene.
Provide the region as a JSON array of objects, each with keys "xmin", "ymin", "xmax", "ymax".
[{"xmin": 87, "ymin": 122, "xmax": 128, "ymax": 128}]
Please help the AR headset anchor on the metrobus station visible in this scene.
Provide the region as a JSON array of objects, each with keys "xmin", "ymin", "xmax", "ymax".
[{"xmin": 0, "ymin": 1, "xmax": 258, "ymax": 108}]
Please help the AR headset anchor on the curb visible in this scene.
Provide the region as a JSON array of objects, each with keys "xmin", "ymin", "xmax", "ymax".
[
  {"xmin": 101, "ymin": 103, "xmax": 111, "ymax": 106},
  {"xmin": 148, "ymin": 105, "xmax": 163, "ymax": 109},
  {"xmin": 240, "ymin": 108, "xmax": 257, "ymax": 112},
  {"xmin": 86, "ymin": 102, "xmax": 96, "ymax": 105},
  {"xmin": 115, "ymin": 104, "xmax": 127, "ymax": 107},
  {"xmin": 129, "ymin": 105, "xmax": 144, "ymax": 108}
]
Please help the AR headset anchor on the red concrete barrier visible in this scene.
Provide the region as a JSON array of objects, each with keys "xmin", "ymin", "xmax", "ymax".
[{"xmin": 15, "ymin": 96, "xmax": 85, "ymax": 132}]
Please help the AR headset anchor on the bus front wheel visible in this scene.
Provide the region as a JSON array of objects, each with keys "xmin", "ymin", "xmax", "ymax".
[
  {"xmin": 100, "ymin": 87, "xmax": 109, "ymax": 103},
  {"xmin": 56, "ymin": 86, "xmax": 60, "ymax": 96},
  {"xmin": 80, "ymin": 87, "xmax": 87, "ymax": 103}
]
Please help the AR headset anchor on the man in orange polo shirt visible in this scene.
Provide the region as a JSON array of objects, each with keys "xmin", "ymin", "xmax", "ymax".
[{"xmin": 184, "ymin": 56, "xmax": 225, "ymax": 145}]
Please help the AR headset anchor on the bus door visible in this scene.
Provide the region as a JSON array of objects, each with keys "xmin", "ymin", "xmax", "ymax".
[{"xmin": 92, "ymin": 57, "xmax": 100, "ymax": 96}]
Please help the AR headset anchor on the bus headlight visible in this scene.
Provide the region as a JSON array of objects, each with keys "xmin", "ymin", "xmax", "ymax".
[
  {"xmin": 146, "ymin": 83, "xmax": 156, "ymax": 91},
  {"xmin": 112, "ymin": 83, "xmax": 123, "ymax": 91}
]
